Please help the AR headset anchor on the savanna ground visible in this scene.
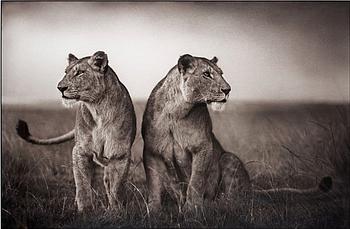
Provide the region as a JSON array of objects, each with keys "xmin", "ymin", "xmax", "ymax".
[{"xmin": 2, "ymin": 101, "xmax": 350, "ymax": 228}]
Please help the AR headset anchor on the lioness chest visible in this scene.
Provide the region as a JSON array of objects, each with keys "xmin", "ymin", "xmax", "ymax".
[
  {"xmin": 153, "ymin": 111, "xmax": 212, "ymax": 177},
  {"xmin": 77, "ymin": 104, "xmax": 126, "ymax": 158}
]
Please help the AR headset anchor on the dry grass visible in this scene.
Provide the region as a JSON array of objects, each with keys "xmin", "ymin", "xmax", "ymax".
[{"xmin": 2, "ymin": 101, "xmax": 349, "ymax": 228}]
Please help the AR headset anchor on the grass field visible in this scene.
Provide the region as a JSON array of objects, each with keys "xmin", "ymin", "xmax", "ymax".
[{"xmin": 2, "ymin": 101, "xmax": 349, "ymax": 228}]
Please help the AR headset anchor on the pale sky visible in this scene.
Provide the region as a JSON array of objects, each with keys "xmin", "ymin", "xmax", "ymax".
[{"xmin": 2, "ymin": 2, "xmax": 349, "ymax": 103}]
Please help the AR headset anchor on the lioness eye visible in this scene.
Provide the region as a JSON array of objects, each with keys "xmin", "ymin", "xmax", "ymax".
[{"xmin": 202, "ymin": 71, "xmax": 212, "ymax": 79}]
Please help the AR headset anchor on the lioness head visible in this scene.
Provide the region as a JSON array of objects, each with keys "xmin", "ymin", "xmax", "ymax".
[
  {"xmin": 178, "ymin": 54, "xmax": 231, "ymax": 111},
  {"xmin": 57, "ymin": 51, "xmax": 109, "ymax": 107}
]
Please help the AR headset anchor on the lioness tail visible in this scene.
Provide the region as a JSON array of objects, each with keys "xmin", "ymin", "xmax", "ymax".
[
  {"xmin": 253, "ymin": 176, "xmax": 332, "ymax": 198},
  {"xmin": 16, "ymin": 119, "xmax": 74, "ymax": 145}
]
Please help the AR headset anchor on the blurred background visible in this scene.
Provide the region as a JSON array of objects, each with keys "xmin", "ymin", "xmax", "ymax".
[{"xmin": 2, "ymin": 2, "xmax": 349, "ymax": 104}]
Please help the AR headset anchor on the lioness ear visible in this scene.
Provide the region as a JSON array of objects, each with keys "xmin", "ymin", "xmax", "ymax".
[
  {"xmin": 210, "ymin": 56, "xmax": 218, "ymax": 64},
  {"xmin": 88, "ymin": 51, "xmax": 108, "ymax": 73},
  {"xmin": 178, "ymin": 54, "xmax": 196, "ymax": 75},
  {"xmin": 68, "ymin": 53, "xmax": 78, "ymax": 65}
]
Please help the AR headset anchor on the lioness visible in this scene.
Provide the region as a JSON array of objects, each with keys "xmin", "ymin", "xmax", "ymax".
[
  {"xmin": 142, "ymin": 54, "xmax": 332, "ymax": 211},
  {"xmin": 16, "ymin": 51, "xmax": 136, "ymax": 212}
]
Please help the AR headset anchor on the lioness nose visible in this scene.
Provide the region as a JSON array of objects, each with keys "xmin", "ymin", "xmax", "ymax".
[
  {"xmin": 57, "ymin": 86, "xmax": 68, "ymax": 93},
  {"xmin": 221, "ymin": 88, "xmax": 231, "ymax": 95}
]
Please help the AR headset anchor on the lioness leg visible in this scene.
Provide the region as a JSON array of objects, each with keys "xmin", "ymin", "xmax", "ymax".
[
  {"xmin": 143, "ymin": 153, "xmax": 167, "ymax": 212},
  {"xmin": 204, "ymin": 161, "xmax": 220, "ymax": 200},
  {"xmin": 219, "ymin": 152, "xmax": 251, "ymax": 197},
  {"xmin": 72, "ymin": 146, "xmax": 95, "ymax": 212},
  {"xmin": 103, "ymin": 155, "xmax": 130, "ymax": 209},
  {"xmin": 186, "ymin": 149, "xmax": 213, "ymax": 208}
]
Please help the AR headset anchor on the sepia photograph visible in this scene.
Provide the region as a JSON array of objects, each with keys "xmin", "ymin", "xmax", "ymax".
[{"xmin": 2, "ymin": 2, "xmax": 349, "ymax": 228}]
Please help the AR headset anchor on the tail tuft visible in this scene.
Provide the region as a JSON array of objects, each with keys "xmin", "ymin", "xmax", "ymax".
[
  {"xmin": 16, "ymin": 119, "xmax": 31, "ymax": 139},
  {"xmin": 319, "ymin": 176, "xmax": 332, "ymax": 192}
]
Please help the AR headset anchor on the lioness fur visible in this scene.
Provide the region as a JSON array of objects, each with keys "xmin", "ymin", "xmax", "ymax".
[
  {"xmin": 141, "ymin": 54, "xmax": 332, "ymax": 212},
  {"xmin": 16, "ymin": 51, "xmax": 136, "ymax": 212}
]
